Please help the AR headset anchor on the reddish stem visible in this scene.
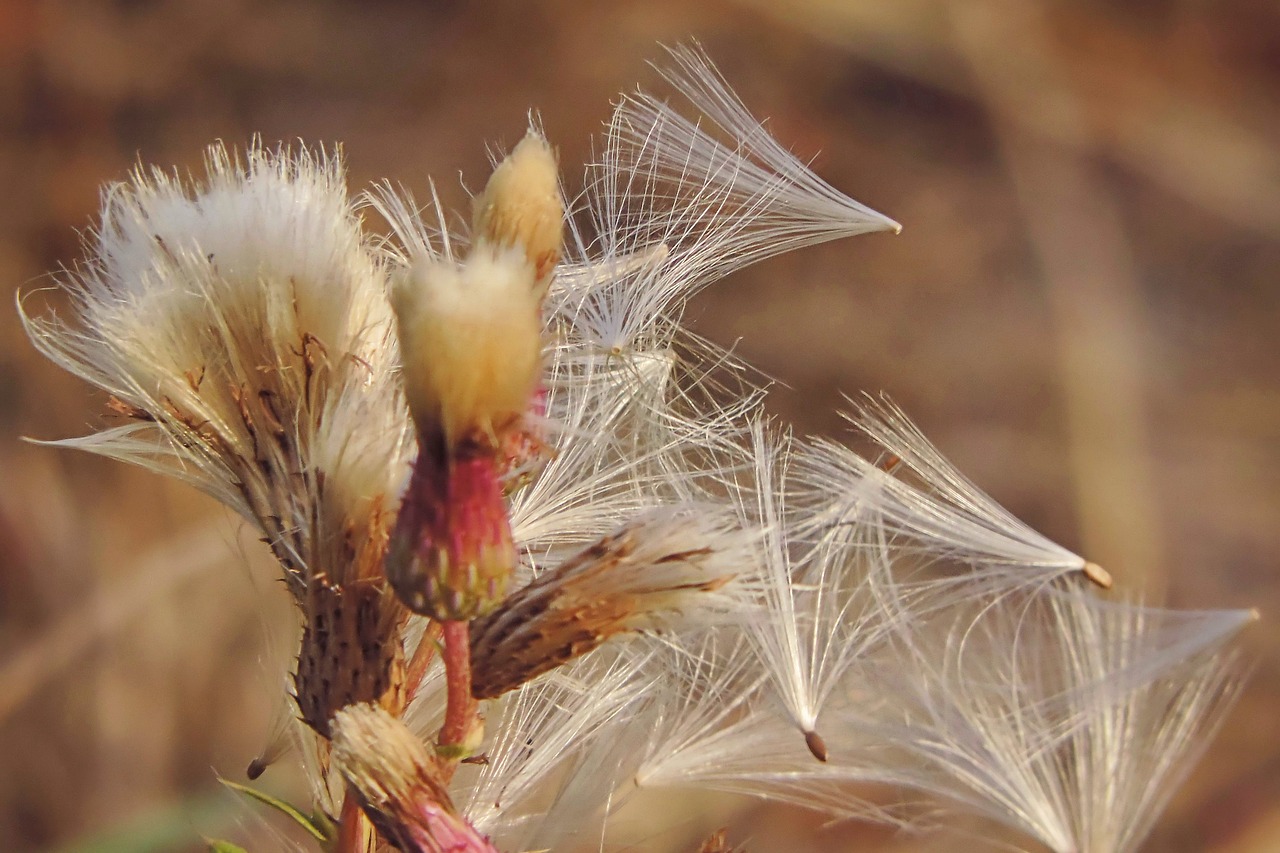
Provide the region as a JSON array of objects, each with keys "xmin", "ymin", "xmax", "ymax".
[
  {"xmin": 403, "ymin": 621, "xmax": 444, "ymax": 706},
  {"xmin": 335, "ymin": 789, "xmax": 371, "ymax": 853},
  {"xmin": 437, "ymin": 619, "xmax": 477, "ymax": 781}
]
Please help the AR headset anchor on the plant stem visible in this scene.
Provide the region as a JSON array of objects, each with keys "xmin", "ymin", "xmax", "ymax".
[
  {"xmin": 334, "ymin": 789, "xmax": 371, "ymax": 853},
  {"xmin": 437, "ymin": 619, "xmax": 477, "ymax": 781},
  {"xmin": 404, "ymin": 620, "xmax": 443, "ymax": 706}
]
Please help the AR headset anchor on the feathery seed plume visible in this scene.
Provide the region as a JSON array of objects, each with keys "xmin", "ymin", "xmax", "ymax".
[{"xmin": 21, "ymin": 143, "xmax": 413, "ymax": 739}]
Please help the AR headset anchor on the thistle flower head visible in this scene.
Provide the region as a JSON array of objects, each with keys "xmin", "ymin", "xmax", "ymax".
[
  {"xmin": 21, "ymin": 142, "xmax": 414, "ymax": 736},
  {"xmin": 385, "ymin": 129, "xmax": 563, "ymax": 621},
  {"xmin": 332, "ymin": 703, "xmax": 498, "ymax": 852},
  {"xmin": 22, "ymin": 144, "xmax": 408, "ymax": 565}
]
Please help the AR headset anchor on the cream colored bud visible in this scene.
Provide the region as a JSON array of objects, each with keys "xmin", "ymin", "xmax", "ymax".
[
  {"xmin": 472, "ymin": 131, "xmax": 564, "ymax": 283},
  {"xmin": 391, "ymin": 245, "xmax": 542, "ymax": 447}
]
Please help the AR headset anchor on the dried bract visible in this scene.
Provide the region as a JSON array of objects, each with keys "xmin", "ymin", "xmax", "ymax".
[{"xmin": 470, "ymin": 507, "xmax": 741, "ymax": 698}]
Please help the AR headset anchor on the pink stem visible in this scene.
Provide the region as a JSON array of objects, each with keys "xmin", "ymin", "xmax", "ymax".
[
  {"xmin": 437, "ymin": 620, "xmax": 477, "ymax": 781},
  {"xmin": 335, "ymin": 789, "xmax": 371, "ymax": 853}
]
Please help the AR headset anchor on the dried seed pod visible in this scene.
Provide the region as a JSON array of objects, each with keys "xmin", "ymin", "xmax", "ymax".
[{"xmin": 470, "ymin": 509, "xmax": 737, "ymax": 698}]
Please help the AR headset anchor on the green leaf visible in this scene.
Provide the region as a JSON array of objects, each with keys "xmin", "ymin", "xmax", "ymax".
[
  {"xmin": 205, "ymin": 840, "xmax": 250, "ymax": 853},
  {"xmin": 217, "ymin": 778, "xmax": 330, "ymax": 843}
]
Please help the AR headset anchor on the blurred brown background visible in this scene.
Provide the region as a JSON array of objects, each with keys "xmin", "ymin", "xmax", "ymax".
[{"xmin": 1, "ymin": 1, "xmax": 1278, "ymax": 851}]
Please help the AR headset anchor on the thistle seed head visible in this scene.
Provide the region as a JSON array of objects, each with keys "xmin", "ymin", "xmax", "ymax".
[
  {"xmin": 469, "ymin": 508, "xmax": 738, "ymax": 699},
  {"xmin": 332, "ymin": 704, "xmax": 498, "ymax": 853}
]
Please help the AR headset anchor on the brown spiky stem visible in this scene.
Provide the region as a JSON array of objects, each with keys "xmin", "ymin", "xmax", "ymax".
[{"xmin": 437, "ymin": 620, "xmax": 478, "ymax": 781}]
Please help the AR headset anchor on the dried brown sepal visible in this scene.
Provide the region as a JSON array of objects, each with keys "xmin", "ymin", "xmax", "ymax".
[
  {"xmin": 106, "ymin": 395, "xmax": 155, "ymax": 421},
  {"xmin": 470, "ymin": 519, "xmax": 733, "ymax": 699},
  {"xmin": 294, "ymin": 578, "xmax": 407, "ymax": 738}
]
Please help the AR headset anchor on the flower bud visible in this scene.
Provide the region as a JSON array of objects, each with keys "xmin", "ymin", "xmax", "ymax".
[
  {"xmin": 472, "ymin": 130, "xmax": 564, "ymax": 286},
  {"xmin": 387, "ymin": 246, "xmax": 539, "ymax": 622},
  {"xmin": 387, "ymin": 443, "xmax": 516, "ymax": 621},
  {"xmin": 387, "ymin": 133, "xmax": 564, "ymax": 622}
]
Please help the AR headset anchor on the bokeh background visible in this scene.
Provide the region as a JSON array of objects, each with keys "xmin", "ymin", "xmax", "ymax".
[{"xmin": 1, "ymin": 1, "xmax": 1278, "ymax": 850}]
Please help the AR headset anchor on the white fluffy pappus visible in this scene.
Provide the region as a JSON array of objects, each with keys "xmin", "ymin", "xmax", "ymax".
[
  {"xmin": 796, "ymin": 396, "xmax": 1113, "ymax": 589},
  {"xmin": 391, "ymin": 244, "xmax": 543, "ymax": 446},
  {"xmin": 552, "ymin": 43, "xmax": 899, "ymax": 362},
  {"xmin": 21, "ymin": 142, "xmax": 411, "ymax": 590},
  {"xmin": 461, "ymin": 648, "xmax": 657, "ymax": 850},
  {"xmin": 839, "ymin": 586, "xmax": 1255, "ymax": 852},
  {"xmin": 721, "ymin": 421, "xmax": 908, "ymax": 759}
]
